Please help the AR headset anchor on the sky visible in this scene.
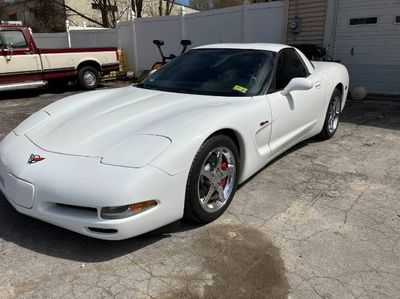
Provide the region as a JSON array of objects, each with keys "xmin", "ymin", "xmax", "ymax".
[{"xmin": 176, "ymin": 0, "xmax": 190, "ymax": 7}]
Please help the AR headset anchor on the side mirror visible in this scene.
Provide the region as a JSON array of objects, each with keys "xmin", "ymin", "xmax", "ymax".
[{"xmin": 281, "ymin": 77, "xmax": 314, "ymax": 96}]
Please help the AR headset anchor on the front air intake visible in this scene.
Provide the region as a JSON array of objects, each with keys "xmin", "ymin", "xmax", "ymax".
[{"xmin": 88, "ymin": 227, "xmax": 118, "ymax": 234}]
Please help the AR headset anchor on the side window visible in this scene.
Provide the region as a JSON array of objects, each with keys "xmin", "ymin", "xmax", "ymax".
[
  {"xmin": 275, "ymin": 49, "xmax": 308, "ymax": 90},
  {"xmin": 0, "ymin": 31, "xmax": 28, "ymax": 49}
]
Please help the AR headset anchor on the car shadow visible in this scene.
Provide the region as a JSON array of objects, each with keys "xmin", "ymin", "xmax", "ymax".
[
  {"xmin": 0, "ymin": 84, "xmax": 82, "ymax": 101},
  {"xmin": 238, "ymin": 137, "xmax": 318, "ymax": 189},
  {"xmin": 0, "ymin": 139, "xmax": 318, "ymax": 263},
  {"xmin": 0, "ymin": 193, "xmax": 201, "ymax": 263}
]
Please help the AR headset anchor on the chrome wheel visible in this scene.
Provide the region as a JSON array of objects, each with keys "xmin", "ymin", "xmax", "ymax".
[
  {"xmin": 197, "ymin": 147, "xmax": 236, "ymax": 213},
  {"xmin": 83, "ymin": 71, "xmax": 97, "ymax": 87},
  {"xmin": 327, "ymin": 94, "xmax": 341, "ymax": 134}
]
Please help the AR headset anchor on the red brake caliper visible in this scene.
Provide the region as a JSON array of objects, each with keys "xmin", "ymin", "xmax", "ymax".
[{"xmin": 220, "ymin": 162, "xmax": 228, "ymax": 188}]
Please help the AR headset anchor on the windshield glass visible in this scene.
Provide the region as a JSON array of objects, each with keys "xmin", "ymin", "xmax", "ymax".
[{"xmin": 138, "ymin": 49, "xmax": 276, "ymax": 97}]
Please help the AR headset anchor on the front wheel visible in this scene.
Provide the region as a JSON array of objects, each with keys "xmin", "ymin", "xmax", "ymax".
[
  {"xmin": 78, "ymin": 66, "xmax": 100, "ymax": 90},
  {"xmin": 319, "ymin": 88, "xmax": 342, "ymax": 140},
  {"xmin": 184, "ymin": 135, "xmax": 239, "ymax": 223}
]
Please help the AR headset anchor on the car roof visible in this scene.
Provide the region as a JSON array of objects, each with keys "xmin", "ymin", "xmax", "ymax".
[
  {"xmin": 194, "ymin": 43, "xmax": 315, "ymax": 73},
  {"xmin": 195, "ymin": 43, "xmax": 292, "ymax": 53}
]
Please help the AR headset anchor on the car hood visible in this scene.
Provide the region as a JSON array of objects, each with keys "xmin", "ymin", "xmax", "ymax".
[{"xmin": 26, "ymin": 86, "xmax": 234, "ymax": 157}]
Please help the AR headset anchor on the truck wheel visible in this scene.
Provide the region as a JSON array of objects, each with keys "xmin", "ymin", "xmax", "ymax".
[{"xmin": 78, "ymin": 66, "xmax": 100, "ymax": 90}]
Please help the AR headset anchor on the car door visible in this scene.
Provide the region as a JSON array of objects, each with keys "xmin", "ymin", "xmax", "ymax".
[
  {"xmin": 0, "ymin": 29, "xmax": 42, "ymax": 86},
  {"xmin": 267, "ymin": 48, "xmax": 325, "ymax": 156}
]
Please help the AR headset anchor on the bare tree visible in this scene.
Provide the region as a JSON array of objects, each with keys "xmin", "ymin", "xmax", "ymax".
[
  {"xmin": 53, "ymin": 0, "xmax": 105, "ymax": 27},
  {"xmin": 189, "ymin": 0, "xmax": 272, "ymax": 10},
  {"xmin": 131, "ymin": 0, "xmax": 144, "ymax": 17},
  {"xmin": 165, "ymin": 0, "xmax": 176, "ymax": 15},
  {"xmin": 54, "ymin": 0, "xmax": 129, "ymax": 28},
  {"xmin": 158, "ymin": 0, "xmax": 176, "ymax": 16},
  {"xmin": 25, "ymin": 0, "xmax": 66, "ymax": 32}
]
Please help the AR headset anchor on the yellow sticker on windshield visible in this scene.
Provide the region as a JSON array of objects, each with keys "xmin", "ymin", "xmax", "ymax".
[{"xmin": 233, "ymin": 85, "xmax": 248, "ymax": 94}]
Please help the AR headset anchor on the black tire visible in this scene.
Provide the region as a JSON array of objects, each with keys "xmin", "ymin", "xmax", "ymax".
[
  {"xmin": 183, "ymin": 135, "xmax": 240, "ymax": 223},
  {"xmin": 78, "ymin": 66, "xmax": 100, "ymax": 90},
  {"xmin": 318, "ymin": 88, "xmax": 342, "ymax": 140}
]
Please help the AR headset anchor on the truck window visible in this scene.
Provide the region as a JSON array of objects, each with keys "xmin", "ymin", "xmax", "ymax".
[{"xmin": 0, "ymin": 31, "xmax": 28, "ymax": 49}]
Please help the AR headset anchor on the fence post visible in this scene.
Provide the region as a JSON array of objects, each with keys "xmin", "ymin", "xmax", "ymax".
[
  {"xmin": 242, "ymin": 3, "xmax": 247, "ymax": 43},
  {"xmin": 180, "ymin": 6, "xmax": 186, "ymax": 41},
  {"xmin": 66, "ymin": 20, "xmax": 71, "ymax": 48},
  {"xmin": 131, "ymin": 10, "xmax": 138, "ymax": 75}
]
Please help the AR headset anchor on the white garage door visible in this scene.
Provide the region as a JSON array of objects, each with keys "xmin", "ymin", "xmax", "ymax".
[{"xmin": 333, "ymin": 0, "xmax": 400, "ymax": 95}]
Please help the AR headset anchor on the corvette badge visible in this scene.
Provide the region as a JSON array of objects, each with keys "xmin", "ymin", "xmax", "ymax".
[{"xmin": 27, "ymin": 154, "xmax": 45, "ymax": 164}]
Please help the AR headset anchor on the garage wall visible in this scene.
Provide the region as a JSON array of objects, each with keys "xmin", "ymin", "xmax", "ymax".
[
  {"xmin": 287, "ymin": 0, "xmax": 327, "ymax": 45},
  {"xmin": 333, "ymin": 0, "xmax": 400, "ymax": 95}
]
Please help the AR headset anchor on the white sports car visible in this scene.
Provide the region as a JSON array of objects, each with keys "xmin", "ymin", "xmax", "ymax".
[{"xmin": 0, "ymin": 44, "xmax": 349, "ymax": 240}]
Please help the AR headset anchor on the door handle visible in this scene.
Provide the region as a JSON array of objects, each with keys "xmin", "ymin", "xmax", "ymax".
[{"xmin": 314, "ymin": 81, "xmax": 322, "ymax": 89}]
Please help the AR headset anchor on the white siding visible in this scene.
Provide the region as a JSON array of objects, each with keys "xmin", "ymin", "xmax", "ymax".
[{"xmin": 333, "ymin": 0, "xmax": 400, "ymax": 95}]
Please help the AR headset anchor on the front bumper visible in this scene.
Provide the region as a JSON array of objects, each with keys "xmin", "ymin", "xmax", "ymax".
[{"xmin": 0, "ymin": 133, "xmax": 187, "ymax": 240}]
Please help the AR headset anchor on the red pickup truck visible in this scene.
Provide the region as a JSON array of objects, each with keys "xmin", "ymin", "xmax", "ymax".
[{"xmin": 0, "ymin": 25, "xmax": 120, "ymax": 91}]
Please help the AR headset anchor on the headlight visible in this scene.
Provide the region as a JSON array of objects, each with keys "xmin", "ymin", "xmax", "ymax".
[
  {"xmin": 14, "ymin": 110, "xmax": 50, "ymax": 136},
  {"xmin": 101, "ymin": 135, "xmax": 171, "ymax": 168},
  {"xmin": 101, "ymin": 200, "xmax": 158, "ymax": 219}
]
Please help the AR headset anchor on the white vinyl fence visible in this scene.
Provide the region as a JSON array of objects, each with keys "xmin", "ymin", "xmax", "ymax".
[
  {"xmin": 33, "ymin": 32, "xmax": 69, "ymax": 48},
  {"xmin": 34, "ymin": 29, "xmax": 118, "ymax": 48},
  {"xmin": 71, "ymin": 29, "xmax": 118, "ymax": 48},
  {"xmin": 33, "ymin": 2, "xmax": 286, "ymax": 74}
]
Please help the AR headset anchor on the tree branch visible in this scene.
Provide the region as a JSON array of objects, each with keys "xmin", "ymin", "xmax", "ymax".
[{"xmin": 53, "ymin": 0, "xmax": 105, "ymax": 27}]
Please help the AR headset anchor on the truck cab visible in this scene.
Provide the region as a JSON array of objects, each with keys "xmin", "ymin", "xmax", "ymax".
[{"xmin": 0, "ymin": 25, "xmax": 120, "ymax": 91}]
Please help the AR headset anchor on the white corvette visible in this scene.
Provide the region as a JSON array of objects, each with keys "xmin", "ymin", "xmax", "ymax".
[{"xmin": 0, "ymin": 44, "xmax": 349, "ymax": 240}]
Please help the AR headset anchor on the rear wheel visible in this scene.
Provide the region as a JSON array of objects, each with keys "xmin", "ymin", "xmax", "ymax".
[
  {"xmin": 319, "ymin": 88, "xmax": 342, "ymax": 140},
  {"xmin": 184, "ymin": 135, "xmax": 239, "ymax": 223},
  {"xmin": 78, "ymin": 66, "xmax": 100, "ymax": 90}
]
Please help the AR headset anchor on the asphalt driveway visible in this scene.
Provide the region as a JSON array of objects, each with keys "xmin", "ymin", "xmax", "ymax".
[{"xmin": 0, "ymin": 85, "xmax": 399, "ymax": 299}]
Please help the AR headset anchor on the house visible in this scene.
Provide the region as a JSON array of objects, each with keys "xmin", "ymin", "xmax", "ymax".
[
  {"xmin": 0, "ymin": 0, "xmax": 66, "ymax": 32},
  {"xmin": 0, "ymin": 0, "xmax": 197, "ymax": 32},
  {"xmin": 64, "ymin": 0, "xmax": 197, "ymax": 27}
]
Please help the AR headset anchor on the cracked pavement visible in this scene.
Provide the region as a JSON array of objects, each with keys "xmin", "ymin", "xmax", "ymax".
[{"xmin": 0, "ymin": 85, "xmax": 399, "ymax": 299}]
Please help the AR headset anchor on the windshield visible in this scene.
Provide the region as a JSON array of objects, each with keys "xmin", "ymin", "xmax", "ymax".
[{"xmin": 138, "ymin": 49, "xmax": 276, "ymax": 97}]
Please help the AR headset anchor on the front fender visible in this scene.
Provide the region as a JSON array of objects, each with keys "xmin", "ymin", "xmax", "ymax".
[
  {"xmin": 150, "ymin": 97, "xmax": 273, "ymax": 184},
  {"xmin": 150, "ymin": 115, "xmax": 219, "ymax": 176}
]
